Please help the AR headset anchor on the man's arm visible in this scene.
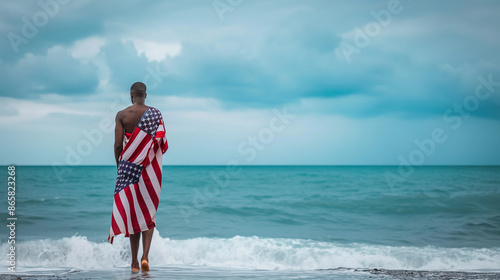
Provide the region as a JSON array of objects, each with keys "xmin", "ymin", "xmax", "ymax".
[{"xmin": 114, "ymin": 112, "xmax": 124, "ymax": 166}]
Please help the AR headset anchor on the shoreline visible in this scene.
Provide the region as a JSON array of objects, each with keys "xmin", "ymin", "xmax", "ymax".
[{"xmin": 2, "ymin": 267, "xmax": 500, "ymax": 280}]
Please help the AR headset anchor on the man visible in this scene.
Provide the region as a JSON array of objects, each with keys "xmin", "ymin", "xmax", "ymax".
[{"xmin": 108, "ymin": 82, "xmax": 168, "ymax": 272}]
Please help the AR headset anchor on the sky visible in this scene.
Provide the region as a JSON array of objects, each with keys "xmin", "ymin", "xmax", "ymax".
[{"xmin": 0, "ymin": 0, "xmax": 499, "ymax": 166}]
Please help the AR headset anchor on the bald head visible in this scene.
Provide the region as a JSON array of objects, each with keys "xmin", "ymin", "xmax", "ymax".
[
  {"xmin": 130, "ymin": 82, "xmax": 147, "ymax": 97},
  {"xmin": 130, "ymin": 82, "xmax": 147, "ymax": 105}
]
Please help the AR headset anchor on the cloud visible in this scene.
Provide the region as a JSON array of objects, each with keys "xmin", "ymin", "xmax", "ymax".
[
  {"xmin": 129, "ymin": 40, "xmax": 182, "ymax": 62},
  {"xmin": 0, "ymin": 96, "xmax": 110, "ymax": 126},
  {"xmin": 70, "ymin": 37, "xmax": 105, "ymax": 59},
  {"xmin": 1, "ymin": 0, "xmax": 500, "ymax": 116},
  {"xmin": 85, "ymin": 0, "xmax": 500, "ymax": 119},
  {"xmin": 0, "ymin": 45, "xmax": 99, "ymax": 98}
]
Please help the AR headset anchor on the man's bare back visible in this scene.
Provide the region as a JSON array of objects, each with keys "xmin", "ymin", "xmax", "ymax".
[{"xmin": 118, "ymin": 104, "xmax": 149, "ymax": 134}]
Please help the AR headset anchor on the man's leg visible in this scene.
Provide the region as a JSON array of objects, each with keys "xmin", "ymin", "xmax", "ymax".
[
  {"xmin": 141, "ymin": 228, "xmax": 154, "ymax": 264},
  {"xmin": 129, "ymin": 232, "xmax": 141, "ymax": 271}
]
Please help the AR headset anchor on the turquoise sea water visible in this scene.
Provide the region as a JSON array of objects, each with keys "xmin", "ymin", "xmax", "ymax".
[{"xmin": 1, "ymin": 166, "xmax": 499, "ymax": 279}]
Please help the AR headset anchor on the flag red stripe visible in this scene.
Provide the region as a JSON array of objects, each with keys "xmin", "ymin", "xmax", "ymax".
[
  {"xmin": 128, "ymin": 135, "xmax": 152, "ymax": 163},
  {"xmin": 114, "ymin": 192, "xmax": 129, "ymax": 237},
  {"xmin": 134, "ymin": 183, "xmax": 153, "ymax": 228},
  {"xmin": 111, "ymin": 215, "xmax": 120, "ymax": 236},
  {"xmin": 152, "ymin": 155, "xmax": 162, "ymax": 184},
  {"xmin": 121, "ymin": 127, "xmax": 141, "ymax": 157},
  {"xmin": 141, "ymin": 169, "xmax": 159, "ymax": 208},
  {"xmin": 161, "ymin": 135, "xmax": 168, "ymax": 153},
  {"xmin": 124, "ymin": 185, "xmax": 141, "ymax": 234},
  {"xmin": 155, "ymin": 131, "xmax": 165, "ymax": 138}
]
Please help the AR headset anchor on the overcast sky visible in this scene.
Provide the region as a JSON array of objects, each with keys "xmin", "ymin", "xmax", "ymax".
[{"xmin": 1, "ymin": 0, "xmax": 499, "ymax": 166}]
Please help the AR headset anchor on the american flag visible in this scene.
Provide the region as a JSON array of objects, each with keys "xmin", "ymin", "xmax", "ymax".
[{"xmin": 108, "ymin": 107, "xmax": 168, "ymax": 244}]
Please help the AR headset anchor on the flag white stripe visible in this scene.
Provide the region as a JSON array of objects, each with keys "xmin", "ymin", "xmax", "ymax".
[
  {"xmin": 119, "ymin": 190, "xmax": 134, "ymax": 234},
  {"xmin": 153, "ymin": 144, "xmax": 164, "ymax": 198},
  {"xmin": 130, "ymin": 142, "xmax": 152, "ymax": 165},
  {"xmin": 145, "ymin": 164, "xmax": 161, "ymax": 201},
  {"xmin": 121, "ymin": 130, "xmax": 150, "ymax": 162},
  {"xmin": 112, "ymin": 200, "xmax": 126, "ymax": 233},
  {"xmin": 138, "ymin": 175, "xmax": 157, "ymax": 220},
  {"xmin": 130, "ymin": 185, "xmax": 147, "ymax": 231}
]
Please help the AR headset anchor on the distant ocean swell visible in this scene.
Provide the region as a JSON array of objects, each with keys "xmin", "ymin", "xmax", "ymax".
[{"xmin": 2, "ymin": 231, "xmax": 499, "ymax": 272}]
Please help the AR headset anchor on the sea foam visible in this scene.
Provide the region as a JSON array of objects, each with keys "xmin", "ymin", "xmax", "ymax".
[{"xmin": 2, "ymin": 230, "xmax": 499, "ymax": 272}]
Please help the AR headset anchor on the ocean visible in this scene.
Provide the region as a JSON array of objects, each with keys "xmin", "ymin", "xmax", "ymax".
[{"xmin": 1, "ymin": 166, "xmax": 499, "ymax": 279}]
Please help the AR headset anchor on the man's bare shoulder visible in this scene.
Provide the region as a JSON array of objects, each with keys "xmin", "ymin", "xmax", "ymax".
[{"xmin": 116, "ymin": 106, "xmax": 134, "ymax": 119}]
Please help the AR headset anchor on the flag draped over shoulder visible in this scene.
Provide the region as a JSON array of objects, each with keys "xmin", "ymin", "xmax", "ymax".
[{"xmin": 108, "ymin": 107, "xmax": 168, "ymax": 244}]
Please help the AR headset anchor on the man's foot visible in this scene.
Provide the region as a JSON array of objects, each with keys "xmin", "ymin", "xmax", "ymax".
[
  {"xmin": 141, "ymin": 259, "xmax": 150, "ymax": 271},
  {"xmin": 131, "ymin": 260, "xmax": 140, "ymax": 272}
]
